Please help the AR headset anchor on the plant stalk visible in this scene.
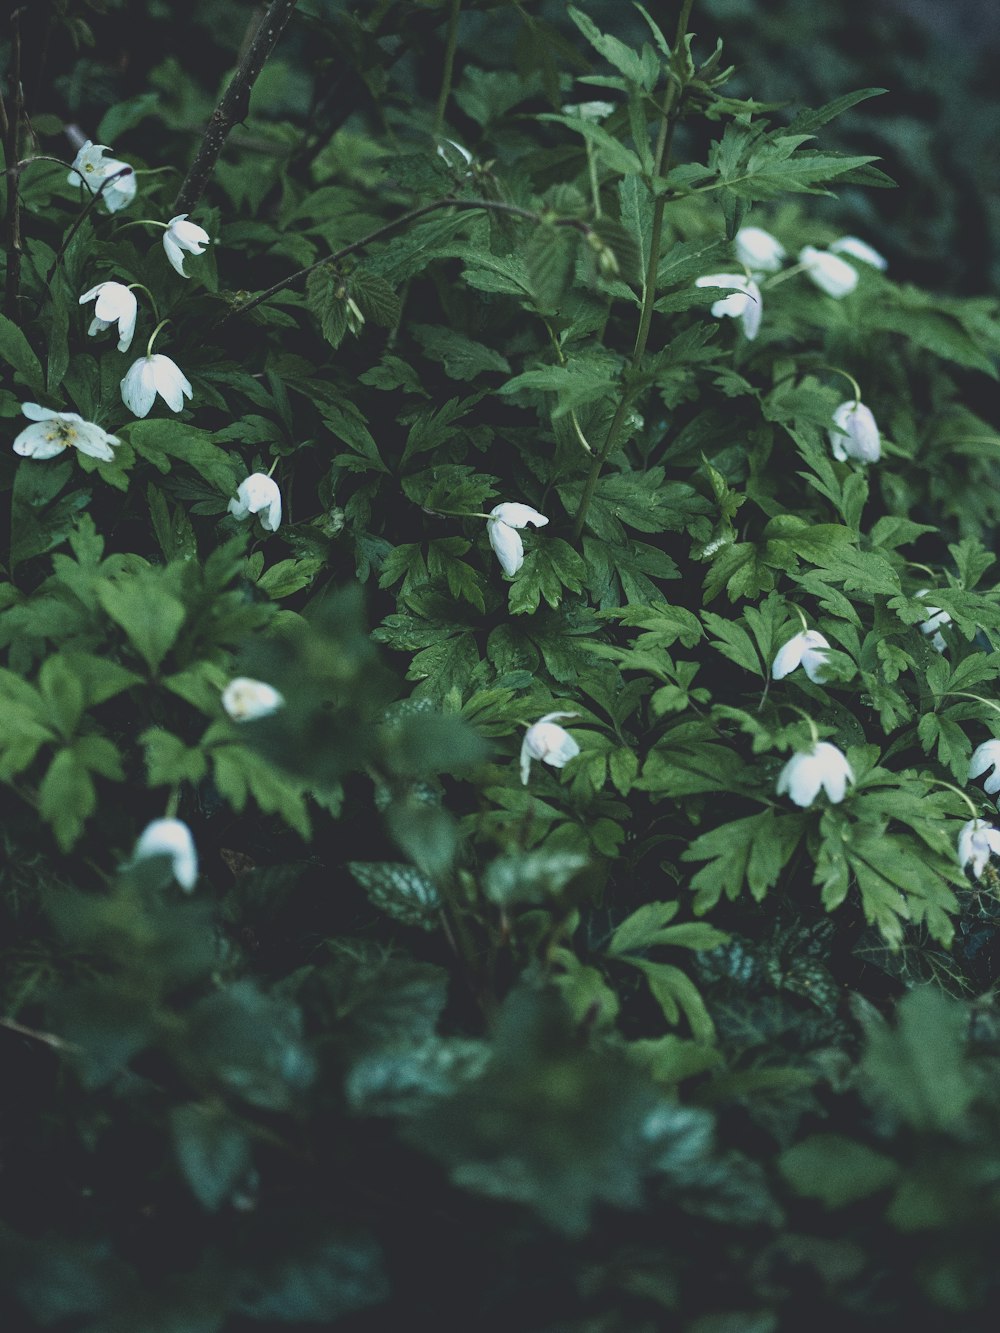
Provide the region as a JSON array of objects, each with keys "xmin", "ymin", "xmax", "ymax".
[
  {"xmin": 433, "ymin": 0, "xmax": 462, "ymax": 137},
  {"xmin": 172, "ymin": 0, "xmax": 299, "ymax": 215},
  {"xmin": 3, "ymin": 9, "xmax": 24, "ymax": 320},
  {"xmin": 571, "ymin": 0, "xmax": 696, "ymax": 542}
]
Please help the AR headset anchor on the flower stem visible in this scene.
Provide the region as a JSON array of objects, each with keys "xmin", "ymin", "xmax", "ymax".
[
  {"xmin": 127, "ymin": 281, "xmax": 160, "ymax": 324},
  {"xmin": 172, "ymin": 0, "xmax": 300, "ymax": 214},
  {"xmin": 433, "ymin": 0, "xmax": 462, "ymax": 137},
  {"xmin": 146, "ymin": 318, "xmax": 171, "ymax": 357},
  {"xmin": 2, "ymin": 10, "xmax": 24, "ymax": 319},
  {"xmin": 571, "ymin": 0, "xmax": 696, "ymax": 543}
]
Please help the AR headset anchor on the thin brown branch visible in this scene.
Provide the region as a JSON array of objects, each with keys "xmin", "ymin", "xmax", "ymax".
[
  {"xmin": 3, "ymin": 8, "xmax": 25, "ymax": 319},
  {"xmin": 172, "ymin": 0, "xmax": 299, "ymax": 215},
  {"xmin": 220, "ymin": 197, "xmax": 589, "ymax": 326}
]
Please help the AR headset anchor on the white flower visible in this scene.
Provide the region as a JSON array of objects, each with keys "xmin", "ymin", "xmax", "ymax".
[
  {"xmin": 772, "ymin": 629, "xmax": 832, "ymax": 683},
  {"xmin": 67, "ymin": 140, "xmax": 136, "ymax": 213},
  {"xmin": 562, "ymin": 100, "xmax": 615, "ymax": 122},
  {"xmin": 133, "ymin": 818, "xmax": 198, "ymax": 891},
  {"xmin": 777, "ymin": 742, "xmax": 854, "ymax": 807},
  {"xmin": 222, "ymin": 677, "xmax": 285, "ymax": 721},
  {"xmin": 520, "ymin": 712, "xmax": 581, "ymax": 784},
  {"xmin": 957, "ymin": 819, "xmax": 1000, "ymax": 879},
  {"xmin": 916, "ymin": 589, "xmax": 952, "ymax": 653},
  {"xmin": 734, "ymin": 226, "xmax": 786, "ymax": 273},
  {"xmin": 798, "ymin": 245, "xmax": 859, "ymax": 298},
  {"xmin": 228, "ymin": 473, "xmax": 282, "ymax": 532},
  {"xmin": 120, "ymin": 353, "xmax": 193, "ymax": 417},
  {"xmin": 79, "ymin": 281, "xmax": 138, "ymax": 353},
  {"xmin": 828, "ymin": 400, "xmax": 880, "ymax": 464},
  {"xmin": 830, "ymin": 235, "xmax": 888, "ymax": 271},
  {"xmin": 12, "ymin": 402, "xmax": 119, "ymax": 462},
  {"xmin": 694, "ymin": 273, "xmax": 762, "ymax": 339},
  {"xmin": 486, "ymin": 502, "xmax": 548, "ymax": 577},
  {"xmin": 436, "ymin": 139, "xmax": 474, "ymax": 172},
  {"xmin": 969, "ymin": 740, "xmax": 1000, "ymax": 795},
  {"xmin": 162, "ymin": 214, "xmax": 211, "ymax": 278}
]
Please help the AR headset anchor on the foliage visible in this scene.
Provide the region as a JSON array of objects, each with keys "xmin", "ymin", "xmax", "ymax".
[{"xmin": 2, "ymin": 1, "xmax": 1000, "ymax": 1329}]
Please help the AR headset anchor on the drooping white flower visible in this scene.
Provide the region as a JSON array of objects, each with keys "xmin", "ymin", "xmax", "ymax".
[
  {"xmin": 777, "ymin": 742, "xmax": 854, "ymax": 807},
  {"xmin": 772, "ymin": 629, "xmax": 832, "ymax": 683},
  {"xmin": 957, "ymin": 818, "xmax": 1000, "ymax": 879},
  {"xmin": 486, "ymin": 502, "xmax": 548, "ymax": 577},
  {"xmin": 79, "ymin": 281, "xmax": 138, "ymax": 353},
  {"xmin": 520, "ymin": 712, "xmax": 581, "ymax": 784},
  {"xmin": 562, "ymin": 100, "xmax": 615, "ymax": 122},
  {"xmin": 694, "ymin": 273, "xmax": 762, "ymax": 339},
  {"xmin": 133, "ymin": 817, "xmax": 198, "ymax": 891},
  {"xmin": 162, "ymin": 214, "xmax": 211, "ymax": 278},
  {"xmin": 734, "ymin": 226, "xmax": 786, "ymax": 273},
  {"xmin": 435, "ymin": 139, "xmax": 474, "ymax": 172},
  {"xmin": 969, "ymin": 740, "xmax": 1000, "ymax": 795},
  {"xmin": 120, "ymin": 353, "xmax": 192, "ymax": 417},
  {"xmin": 829, "ymin": 235, "xmax": 888, "ymax": 271},
  {"xmin": 915, "ymin": 589, "xmax": 952, "ymax": 653},
  {"xmin": 222, "ymin": 677, "xmax": 285, "ymax": 722},
  {"xmin": 228, "ymin": 473, "xmax": 282, "ymax": 532},
  {"xmin": 12, "ymin": 402, "xmax": 119, "ymax": 462},
  {"xmin": 798, "ymin": 245, "xmax": 859, "ymax": 298},
  {"xmin": 67, "ymin": 140, "xmax": 136, "ymax": 214},
  {"xmin": 828, "ymin": 400, "xmax": 880, "ymax": 464}
]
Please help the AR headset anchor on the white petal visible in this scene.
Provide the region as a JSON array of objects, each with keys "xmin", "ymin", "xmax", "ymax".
[
  {"xmin": 121, "ymin": 360, "xmax": 158, "ymax": 418},
  {"xmin": 489, "ymin": 502, "xmax": 548, "ymax": 529},
  {"xmin": 74, "ymin": 422, "xmax": 120, "ymax": 462},
  {"xmin": 830, "ymin": 235, "xmax": 887, "ymax": 270},
  {"xmin": 740, "ymin": 281, "xmax": 762, "ymax": 339},
  {"xmin": 222, "ymin": 677, "xmax": 285, "ymax": 721},
  {"xmin": 163, "ymin": 233, "xmax": 188, "ymax": 277},
  {"xmin": 777, "ymin": 754, "xmax": 820, "ymax": 808},
  {"xmin": 150, "ymin": 355, "xmax": 190, "ymax": 413},
  {"xmin": 734, "ymin": 226, "xmax": 786, "ymax": 273},
  {"xmin": 520, "ymin": 735, "xmax": 534, "ymax": 785},
  {"xmin": 20, "ymin": 402, "xmax": 60, "ymax": 422},
  {"xmin": 772, "ymin": 635, "xmax": 806, "ymax": 680},
  {"xmin": 134, "ymin": 817, "xmax": 198, "ymax": 891},
  {"xmin": 488, "ymin": 520, "xmax": 524, "ymax": 576},
  {"xmin": 13, "ymin": 422, "xmax": 68, "ymax": 459}
]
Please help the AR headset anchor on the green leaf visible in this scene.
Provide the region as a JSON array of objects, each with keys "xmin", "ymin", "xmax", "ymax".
[
  {"xmin": 237, "ymin": 1234, "xmax": 390, "ymax": 1322},
  {"xmin": 780, "ymin": 1134, "xmax": 899, "ymax": 1207},
  {"xmin": 128, "ymin": 419, "xmax": 242, "ymax": 493},
  {"xmin": 684, "ymin": 810, "xmax": 805, "ymax": 914},
  {"xmin": 348, "ymin": 861, "xmax": 441, "ymax": 929},
  {"xmin": 859, "ymin": 987, "xmax": 974, "ymax": 1132},
  {"xmin": 140, "ymin": 727, "xmax": 209, "ymax": 787},
  {"xmin": 170, "ymin": 1103, "xmax": 252, "ymax": 1212},
  {"xmin": 97, "ymin": 574, "xmax": 186, "ymax": 672},
  {"xmin": 625, "ymin": 958, "xmax": 717, "ymax": 1042},
  {"xmin": 508, "ymin": 538, "xmax": 587, "ymax": 615},
  {"xmin": 410, "ymin": 324, "xmax": 511, "ymax": 382},
  {"xmin": 0, "ymin": 313, "xmax": 44, "ymax": 393},
  {"xmin": 484, "ymin": 849, "xmax": 589, "ymax": 906},
  {"xmin": 38, "ymin": 747, "xmax": 96, "ymax": 851}
]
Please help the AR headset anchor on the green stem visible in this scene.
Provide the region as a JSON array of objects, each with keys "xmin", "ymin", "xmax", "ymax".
[
  {"xmin": 433, "ymin": 0, "xmax": 462, "ymax": 137},
  {"xmin": 571, "ymin": 0, "xmax": 695, "ymax": 543},
  {"xmin": 146, "ymin": 318, "xmax": 171, "ymax": 357}
]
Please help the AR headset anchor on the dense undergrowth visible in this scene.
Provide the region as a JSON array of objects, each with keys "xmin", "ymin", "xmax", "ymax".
[{"xmin": 2, "ymin": 1, "xmax": 1000, "ymax": 1329}]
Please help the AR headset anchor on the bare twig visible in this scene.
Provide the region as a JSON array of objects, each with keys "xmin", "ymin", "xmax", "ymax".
[
  {"xmin": 3, "ymin": 8, "xmax": 25, "ymax": 319},
  {"xmin": 0, "ymin": 1015, "xmax": 78, "ymax": 1053},
  {"xmin": 172, "ymin": 0, "xmax": 299, "ymax": 215},
  {"xmin": 220, "ymin": 196, "xmax": 591, "ymax": 326}
]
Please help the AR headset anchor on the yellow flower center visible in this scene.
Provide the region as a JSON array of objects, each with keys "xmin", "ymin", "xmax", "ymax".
[{"xmin": 45, "ymin": 423, "xmax": 77, "ymax": 448}]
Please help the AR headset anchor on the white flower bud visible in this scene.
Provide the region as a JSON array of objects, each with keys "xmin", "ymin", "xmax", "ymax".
[
  {"xmin": 222, "ymin": 677, "xmax": 285, "ymax": 722},
  {"xmin": 776, "ymin": 742, "xmax": 853, "ymax": 807},
  {"xmin": 520, "ymin": 712, "xmax": 581, "ymax": 784},
  {"xmin": 828, "ymin": 401, "xmax": 880, "ymax": 464},
  {"xmin": 958, "ymin": 819, "xmax": 1000, "ymax": 879},
  {"xmin": 734, "ymin": 226, "xmax": 786, "ymax": 273},
  {"xmin": 228, "ymin": 473, "xmax": 282, "ymax": 532},
  {"xmin": 772, "ymin": 629, "xmax": 832, "ymax": 683},
  {"xmin": 798, "ymin": 246, "xmax": 859, "ymax": 298},
  {"xmin": 133, "ymin": 818, "xmax": 198, "ymax": 891}
]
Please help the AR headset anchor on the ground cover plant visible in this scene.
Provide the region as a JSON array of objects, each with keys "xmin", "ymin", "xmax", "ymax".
[{"xmin": 3, "ymin": 1, "xmax": 1000, "ymax": 1328}]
